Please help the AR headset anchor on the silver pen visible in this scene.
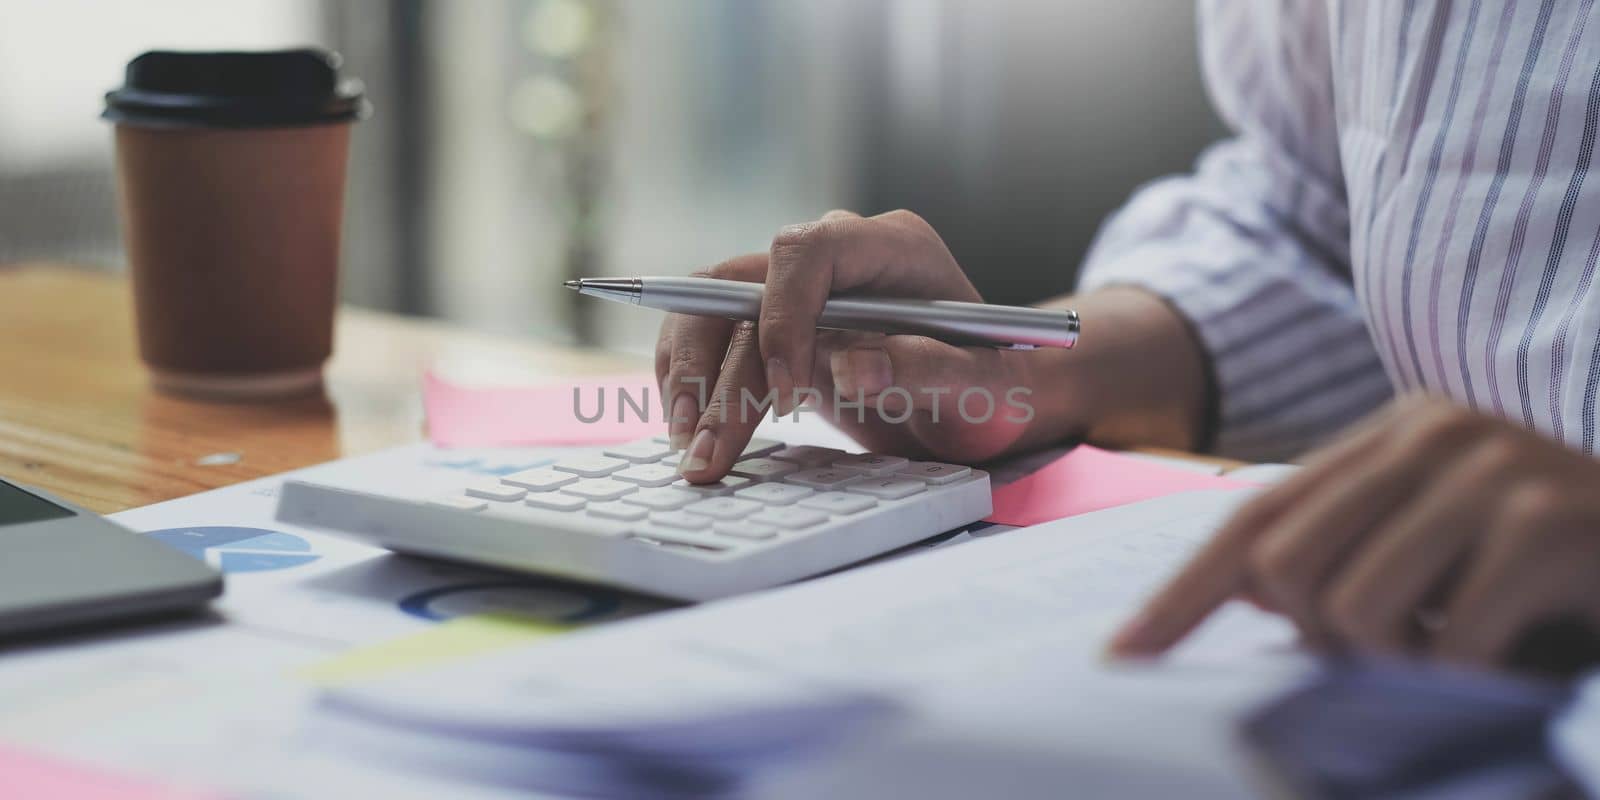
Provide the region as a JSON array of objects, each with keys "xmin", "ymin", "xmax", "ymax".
[{"xmin": 565, "ymin": 276, "xmax": 1078, "ymax": 350}]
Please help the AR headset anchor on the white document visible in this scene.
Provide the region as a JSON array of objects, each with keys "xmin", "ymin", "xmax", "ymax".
[{"xmin": 321, "ymin": 490, "xmax": 1300, "ymax": 789}]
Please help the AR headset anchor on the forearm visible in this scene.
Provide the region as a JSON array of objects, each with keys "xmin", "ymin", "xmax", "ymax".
[{"xmin": 1025, "ymin": 287, "xmax": 1212, "ymax": 452}]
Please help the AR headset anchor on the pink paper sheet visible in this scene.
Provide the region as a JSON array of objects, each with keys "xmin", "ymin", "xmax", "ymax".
[
  {"xmin": 987, "ymin": 445, "xmax": 1253, "ymax": 527},
  {"xmin": 0, "ymin": 744, "xmax": 223, "ymax": 800},
  {"xmin": 424, "ymin": 371, "xmax": 665, "ymax": 447}
]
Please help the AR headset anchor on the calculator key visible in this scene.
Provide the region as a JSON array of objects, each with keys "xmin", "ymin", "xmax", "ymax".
[
  {"xmin": 895, "ymin": 461, "xmax": 972, "ymax": 485},
  {"xmin": 770, "ymin": 445, "xmax": 847, "ymax": 467},
  {"xmin": 560, "ymin": 478, "xmax": 638, "ymax": 501},
  {"xmin": 429, "ymin": 495, "xmax": 487, "ymax": 511},
  {"xmin": 621, "ymin": 487, "xmax": 699, "ymax": 510},
  {"xmin": 501, "ymin": 467, "xmax": 579, "ymax": 492},
  {"xmin": 729, "ymin": 457, "xmax": 798, "ymax": 481},
  {"xmin": 675, "ymin": 475, "xmax": 753, "ymax": 495},
  {"xmin": 734, "ymin": 483, "xmax": 814, "ymax": 506},
  {"xmin": 684, "ymin": 497, "xmax": 762, "ymax": 520},
  {"xmin": 747, "ymin": 507, "xmax": 828, "ymax": 529},
  {"xmin": 651, "ymin": 510, "xmax": 710, "ymax": 530},
  {"xmin": 715, "ymin": 521, "xmax": 777, "ymax": 540},
  {"xmin": 846, "ymin": 477, "xmax": 927, "ymax": 500},
  {"xmin": 588, "ymin": 501, "xmax": 648, "ymax": 521},
  {"xmin": 652, "ymin": 434, "xmax": 672, "ymax": 444},
  {"xmin": 740, "ymin": 437, "xmax": 784, "ymax": 458},
  {"xmin": 464, "ymin": 479, "xmax": 527, "ymax": 502},
  {"xmin": 552, "ymin": 455, "xmax": 629, "ymax": 478},
  {"xmin": 831, "ymin": 454, "xmax": 909, "ymax": 476},
  {"xmin": 658, "ymin": 451, "xmax": 682, "ymax": 467},
  {"xmin": 612, "ymin": 464, "xmax": 681, "ymax": 487},
  {"xmin": 525, "ymin": 493, "xmax": 587, "ymax": 511},
  {"xmin": 603, "ymin": 440, "xmax": 674, "ymax": 463},
  {"xmin": 798, "ymin": 492, "xmax": 876, "ymax": 515},
  {"xmin": 784, "ymin": 468, "xmax": 860, "ymax": 491}
]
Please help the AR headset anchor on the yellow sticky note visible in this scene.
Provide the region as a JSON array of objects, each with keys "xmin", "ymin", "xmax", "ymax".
[{"xmin": 298, "ymin": 614, "xmax": 569, "ymax": 686}]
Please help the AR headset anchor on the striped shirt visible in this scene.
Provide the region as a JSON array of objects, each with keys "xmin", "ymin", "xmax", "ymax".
[{"xmin": 1079, "ymin": 0, "xmax": 1600, "ymax": 461}]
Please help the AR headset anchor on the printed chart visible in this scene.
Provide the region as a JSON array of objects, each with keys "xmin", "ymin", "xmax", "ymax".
[{"xmin": 145, "ymin": 526, "xmax": 321, "ymax": 573}]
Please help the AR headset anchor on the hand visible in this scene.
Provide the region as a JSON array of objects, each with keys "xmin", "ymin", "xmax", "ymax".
[
  {"xmin": 1109, "ymin": 396, "xmax": 1600, "ymax": 674},
  {"xmin": 655, "ymin": 209, "xmax": 1071, "ymax": 482}
]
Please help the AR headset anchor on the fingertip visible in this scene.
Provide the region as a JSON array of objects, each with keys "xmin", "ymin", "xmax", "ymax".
[
  {"xmin": 1106, "ymin": 613, "xmax": 1164, "ymax": 659},
  {"xmin": 676, "ymin": 428, "xmax": 717, "ymax": 479}
]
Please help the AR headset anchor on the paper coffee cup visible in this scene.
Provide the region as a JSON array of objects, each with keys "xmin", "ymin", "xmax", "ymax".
[{"xmin": 104, "ymin": 50, "xmax": 368, "ymax": 400}]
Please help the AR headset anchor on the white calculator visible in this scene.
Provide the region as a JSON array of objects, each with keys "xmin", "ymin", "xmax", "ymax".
[{"xmin": 276, "ymin": 437, "xmax": 991, "ymax": 601}]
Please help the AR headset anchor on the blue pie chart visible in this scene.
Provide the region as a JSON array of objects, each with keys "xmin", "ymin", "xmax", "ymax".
[{"xmin": 145, "ymin": 526, "xmax": 321, "ymax": 573}]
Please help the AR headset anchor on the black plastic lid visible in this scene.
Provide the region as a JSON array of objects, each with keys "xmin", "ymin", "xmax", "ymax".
[{"xmin": 103, "ymin": 49, "xmax": 368, "ymax": 129}]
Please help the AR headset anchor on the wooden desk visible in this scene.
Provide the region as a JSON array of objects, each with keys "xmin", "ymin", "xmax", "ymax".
[
  {"xmin": 0, "ymin": 264, "xmax": 1236, "ymax": 514},
  {"xmin": 0, "ymin": 265, "xmax": 642, "ymax": 513}
]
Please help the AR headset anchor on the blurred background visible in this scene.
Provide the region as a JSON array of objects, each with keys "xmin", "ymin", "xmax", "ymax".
[{"xmin": 0, "ymin": 0, "xmax": 1223, "ymax": 354}]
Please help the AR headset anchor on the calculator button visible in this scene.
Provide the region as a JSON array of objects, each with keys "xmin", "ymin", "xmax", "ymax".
[
  {"xmin": 729, "ymin": 457, "xmax": 798, "ymax": 481},
  {"xmin": 675, "ymin": 475, "xmax": 753, "ymax": 495},
  {"xmin": 747, "ymin": 507, "xmax": 828, "ymax": 529},
  {"xmin": 464, "ymin": 479, "xmax": 527, "ymax": 502},
  {"xmin": 429, "ymin": 495, "xmax": 488, "ymax": 511},
  {"xmin": 588, "ymin": 501, "xmax": 648, "ymax": 521},
  {"xmin": 651, "ymin": 434, "xmax": 672, "ymax": 444},
  {"xmin": 525, "ymin": 493, "xmax": 587, "ymax": 511},
  {"xmin": 770, "ymin": 445, "xmax": 847, "ymax": 467},
  {"xmin": 896, "ymin": 461, "xmax": 972, "ymax": 485},
  {"xmin": 621, "ymin": 487, "xmax": 699, "ymax": 510},
  {"xmin": 715, "ymin": 521, "xmax": 777, "ymax": 540},
  {"xmin": 831, "ymin": 454, "xmax": 909, "ymax": 476},
  {"xmin": 846, "ymin": 477, "xmax": 927, "ymax": 500},
  {"xmin": 603, "ymin": 440, "xmax": 674, "ymax": 463},
  {"xmin": 734, "ymin": 483, "xmax": 814, "ymax": 506},
  {"xmin": 658, "ymin": 451, "xmax": 682, "ymax": 467},
  {"xmin": 684, "ymin": 497, "xmax": 762, "ymax": 520},
  {"xmin": 552, "ymin": 455, "xmax": 629, "ymax": 478},
  {"xmin": 784, "ymin": 468, "xmax": 859, "ymax": 491},
  {"xmin": 501, "ymin": 468, "xmax": 579, "ymax": 492},
  {"xmin": 612, "ymin": 464, "xmax": 681, "ymax": 487},
  {"xmin": 797, "ymin": 492, "xmax": 876, "ymax": 515},
  {"xmin": 651, "ymin": 510, "xmax": 710, "ymax": 530},
  {"xmin": 740, "ymin": 437, "xmax": 785, "ymax": 458},
  {"xmin": 560, "ymin": 478, "xmax": 638, "ymax": 501}
]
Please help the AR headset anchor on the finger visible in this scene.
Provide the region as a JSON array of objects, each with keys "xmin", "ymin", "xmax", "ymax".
[
  {"xmin": 760, "ymin": 211, "xmax": 954, "ymax": 419},
  {"xmin": 678, "ymin": 321, "xmax": 769, "ymax": 482},
  {"xmin": 1317, "ymin": 440, "xmax": 1515, "ymax": 653},
  {"xmin": 662, "ymin": 254, "xmax": 766, "ymax": 448},
  {"xmin": 661, "ymin": 313, "xmax": 735, "ymax": 450},
  {"xmin": 1433, "ymin": 482, "xmax": 1588, "ymax": 667},
  {"xmin": 820, "ymin": 209, "xmax": 861, "ymax": 221},
  {"xmin": 1106, "ymin": 403, "xmax": 1406, "ymax": 657}
]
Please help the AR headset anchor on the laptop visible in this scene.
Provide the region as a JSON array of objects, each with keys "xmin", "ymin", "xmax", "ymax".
[{"xmin": 0, "ymin": 478, "xmax": 221, "ymax": 636}]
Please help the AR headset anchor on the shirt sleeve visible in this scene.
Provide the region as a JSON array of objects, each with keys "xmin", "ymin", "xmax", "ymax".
[{"xmin": 1077, "ymin": 0, "xmax": 1392, "ymax": 462}]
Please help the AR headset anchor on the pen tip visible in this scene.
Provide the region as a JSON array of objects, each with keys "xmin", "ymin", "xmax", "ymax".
[{"xmin": 563, "ymin": 280, "xmax": 581, "ymax": 290}]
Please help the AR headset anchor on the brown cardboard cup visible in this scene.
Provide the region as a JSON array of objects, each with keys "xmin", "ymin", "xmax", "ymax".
[{"xmin": 104, "ymin": 50, "xmax": 366, "ymax": 401}]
